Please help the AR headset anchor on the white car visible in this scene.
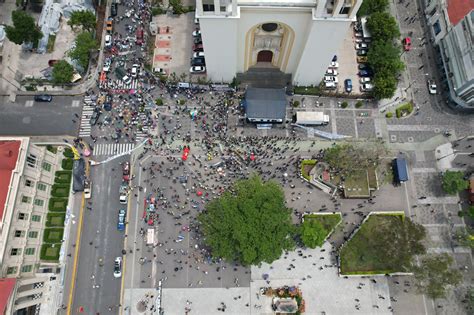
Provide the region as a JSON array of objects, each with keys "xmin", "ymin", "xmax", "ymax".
[
  {"xmin": 193, "ymin": 51, "xmax": 205, "ymax": 58},
  {"xmin": 102, "ymin": 59, "xmax": 112, "ymax": 72},
  {"xmin": 427, "ymin": 79, "xmax": 437, "ymax": 94},
  {"xmin": 105, "ymin": 35, "xmax": 112, "ymax": 47},
  {"xmin": 153, "ymin": 67, "xmax": 166, "ymax": 75},
  {"xmin": 355, "ymin": 43, "xmax": 368, "ymax": 50},
  {"xmin": 360, "ymin": 83, "xmax": 374, "ymax": 92},
  {"xmin": 84, "ymin": 180, "xmax": 91, "ymax": 199},
  {"xmin": 113, "ymin": 257, "xmax": 122, "ymax": 278},
  {"xmin": 326, "ymin": 68, "xmax": 338, "ymax": 76},
  {"xmin": 190, "ymin": 66, "xmax": 206, "ymax": 74},
  {"xmin": 329, "ymin": 61, "xmax": 339, "ymax": 68},
  {"xmin": 324, "ymin": 76, "xmax": 338, "ymax": 83},
  {"xmin": 325, "ymin": 81, "xmax": 337, "ymax": 89},
  {"xmin": 122, "ymin": 75, "xmax": 132, "ymax": 85},
  {"xmin": 131, "ymin": 64, "xmax": 139, "ymax": 78},
  {"xmin": 359, "ymin": 77, "xmax": 371, "ymax": 83},
  {"xmin": 192, "ymin": 30, "xmax": 201, "ymax": 37}
]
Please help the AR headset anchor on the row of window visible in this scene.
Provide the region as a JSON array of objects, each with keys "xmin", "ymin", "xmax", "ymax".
[
  {"xmin": 14, "ymin": 230, "xmax": 39, "ymax": 238},
  {"xmin": 6, "ymin": 265, "xmax": 33, "ymax": 275},
  {"xmin": 10, "ymin": 247, "xmax": 35, "ymax": 256},
  {"xmin": 26, "ymin": 153, "xmax": 52, "ymax": 172},
  {"xmin": 24, "ymin": 178, "xmax": 48, "ymax": 191},
  {"xmin": 18, "ymin": 212, "xmax": 42, "ymax": 222},
  {"xmin": 21, "ymin": 195, "xmax": 45, "ymax": 207}
]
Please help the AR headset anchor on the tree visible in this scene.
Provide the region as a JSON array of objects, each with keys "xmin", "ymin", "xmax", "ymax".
[
  {"xmin": 367, "ymin": 12, "xmax": 400, "ymax": 41},
  {"xmin": 300, "ymin": 220, "xmax": 328, "ymax": 248},
  {"xmin": 413, "ymin": 254, "xmax": 462, "ymax": 299},
  {"xmin": 68, "ymin": 32, "xmax": 98, "ymax": 70},
  {"xmin": 442, "ymin": 170, "xmax": 468, "ymax": 195},
  {"xmin": 67, "ymin": 10, "xmax": 96, "ymax": 32},
  {"xmin": 5, "ymin": 10, "xmax": 43, "ymax": 46},
  {"xmin": 357, "ymin": 0, "xmax": 388, "ymax": 16},
  {"xmin": 372, "ymin": 69, "xmax": 398, "ymax": 99},
  {"xmin": 367, "ymin": 40, "xmax": 404, "ymax": 74},
  {"xmin": 169, "ymin": 0, "xmax": 185, "ymax": 15},
  {"xmin": 52, "ymin": 60, "xmax": 74, "ymax": 84},
  {"xmin": 198, "ymin": 175, "xmax": 295, "ymax": 266}
]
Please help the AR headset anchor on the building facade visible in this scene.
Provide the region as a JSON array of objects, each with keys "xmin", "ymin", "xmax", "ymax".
[
  {"xmin": 0, "ymin": 138, "xmax": 63, "ymax": 314},
  {"xmin": 195, "ymin": 0, "xmax": 363, "ymax": 86}
]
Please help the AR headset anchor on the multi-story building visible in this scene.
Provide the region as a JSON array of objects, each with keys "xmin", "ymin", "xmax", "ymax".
[
  {"xmin": 424, "ymin": 1, "xmax": 473, "ymax": 110},
  {"xmin": 195, "ymin": 0, "xmax": 363, "ymax": 86},
  {"xmin": 0, "ymin": 138, "xmax": 63, "ymax": 314}
]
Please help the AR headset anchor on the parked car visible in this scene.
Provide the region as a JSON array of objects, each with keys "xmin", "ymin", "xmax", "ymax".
[
  {"xmin": 117, "ymin": 209, "xmax": 126, "ymax": 231},
  {"xmin": 113, "ymin": 257, "xmax": 122, "ymax": 278},
  {"xmin": 131, "ymin": 64, "xmax": 139, "ymax": 78},
  {"xmin": 111, "ymin": 2, "xmax": 118, "ymax": 16},
  {"xmin": 329, "ymin": 61, "xmax": 339, "ymax": 68},
  {"xmin": 326, "ymin": 68, "xmax": 338, "ymax": 76},
  {"xmin": 358, "ymin": 63, "xmax": 369, "ymax": 70},
  {"xmin": 105, "ymin": 34, "xmax": 112, "ymax": 47},
  {"xmin": 190, "ymin": 66, "xmax": 206, "ymax": 74},
  {"xmin": 403, "ymin": 37, "xmax": 411, "ymax": 51},
  {"xmin": 427, "ymin": 79, "xmax": 437, "ymax": 94},
  {"xmin": 360, "ymin": 83, "xmax": 374, "ymax": 92},
  {"xmin": 358, "ymin": 70, "xmax": 371, "ymax": 77},
  {"xmin": 122, "ymin": 161, "xmax": 130, "ymax": 181},
  {"xmin": 344, "ymin": 79, "xmax": 352, "ymax": 93},
  {"xmin": 354, "ymin": 31, "xmax": 363, "ymax": 37},
  {"xmin": 191, "ymin": 57, "xmax": 206, "ymax": 67},
  {"xmin": 356, "ymin": 49, "xmax": 368, "ymax": 56},
  {"xmin": 192, "ymin": 29, "xmax": 201, "ymax": 37},
  {"xmin": 192, "ymin": 44, "xmax": 204, "ymax": 52},
  {"xmin": 355, "ymin": 43, "xmax": 368, "ymax": 50},
  {"xmin": 193, "ymin": 51, "xmax": 205, "ymax": 58},
  {"xmin": 84, "ymin": 180, "xmax": 91, "ymax": 199},
  {"xmin": 193, "ymin": 37, "xmax": 202, "ymax": 45},
  {"xmin": 153, "ymin": 67, "xmax": 166, "ymax": 75},
  {"xmin": 332, "ymin": 55, "xmax": 337, "ymax": 62},
  {"xmin": 324, "ymin": 81, "xmax": 337, "ymax": 89},
  {"xmin": 103, "ymin": 59, "xmax": 112, "ymax": 72},
  {"xmin": 357, "ymin": 56, "xmax": 368, "ymax": 63},
  {"xmin": 122, "ymin": 75, "xmax": 132, "ymax": 85},
  {"xmin": 106, "ymin": 19, "xmax": 113, "ymax": 33},
  {"xmin": 360, "ymin": 77, "xmax": 371, "ymax": 83},
  {"xmin": 34, "ymin": 94, "xmax": 53, "ymax": 102},
  {"xmin": 324, "ymin": 76, "xmax": 338, "ymax": 83}
]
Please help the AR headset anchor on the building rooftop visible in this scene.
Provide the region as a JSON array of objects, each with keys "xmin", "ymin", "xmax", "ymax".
[
  {"xmin": 0, "ymin": 278, "xmax": 16, "ymax": 315},
  {"xmin": 0, "ymin": 140, "xmax": 21, "ymax": 223},
  {"xmin": 447, "ymin": 0, "xmax": 473, "ymax": 26},
  {"xmin": 244, "ymin": 88, "xmax": 287, "ymax": 121},
  {"xmin": 237, "ymin": 0, "xmax": 317, "ymax": 5}
]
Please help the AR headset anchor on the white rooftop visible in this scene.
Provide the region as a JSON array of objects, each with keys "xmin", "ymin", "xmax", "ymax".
[{"xmin": 237, "ymin": 0, "xmax": 317, "ymax": 6}]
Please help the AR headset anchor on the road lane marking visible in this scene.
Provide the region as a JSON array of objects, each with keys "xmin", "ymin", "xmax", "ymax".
[
  {"xmin": 25, "ymin": 100, "xmax": 34, "ymax": 107},
  {"xmin": 72, "ymin": 100, "xmax": 80, "ymax": 107}
]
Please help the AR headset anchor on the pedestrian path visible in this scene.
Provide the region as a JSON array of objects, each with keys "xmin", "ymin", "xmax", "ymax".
[
  {"xmin": 93, "ymin": 143, "xmax": 136, "ymax": 156},
  {"xmin": 78, "ymin": 96, "xmax": 95, "ymax": 137}
]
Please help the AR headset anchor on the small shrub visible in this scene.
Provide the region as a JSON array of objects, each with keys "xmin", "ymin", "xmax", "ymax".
[
  {"xmin": 341, "ymin": 102, "xmax": 348, "ymax": 108},
  {"xmin": 151, "ymin": 6, "xmax": 165, "ymax": 15},
  {"xmin": 292, "ymin": 100, "xmax": 300, "ymax": 108},
  {"xmin": 51, "ymin": 184, "xmax": 70, "ymax": 198},
  {"xmin": 46, "ymin": 145, "xmax": 57, "ymax": 154},
  {"xmin": 43, "ymin": 228, "xmax": 64, "ymax": 243},
  {"xmin": 385, "ymin": 112, "xmax": 394, "ymax": 118},
  {"xmin": 48, "ymin": 198, "xmax": 68, "ymax": 212},
  {"xmin": 63, "ymin": 147, "xmax": 74, "ymax": 158},
  {"xmin": 61, "ymin": 158, "xmax": 73, "ymax": 170},
  {"xmin": 355, "ymin": 101, "xmax": 363, "ymax": 108},
  {"xmin": 395, "ymin": 102, "xmax": 414, "ymax": 118},
  {"xmin": 155, "ymin": 98, "xmax": 164, "ymax": 106}
]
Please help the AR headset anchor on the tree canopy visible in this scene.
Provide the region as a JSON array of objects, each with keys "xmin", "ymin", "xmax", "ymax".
[
  {"xmin": 372, "ymin": 69, "xmax": 398, "ymax": 99},
  {"xmin": 413, "ymin": 254, "xmax": 462, "ymax": 299},
  {"xmin": 442, "ymin": 170, "xmax": 468, "ymax": 195},
  {"xmin": 67, "ymin": 10, "xmax": 96, "ymax": 32},
  {"xmin": 5, "ymin": 10, "xmax": 43, "ymax": 46},
  {"xmin": 300, "ymin": 220, "xmax": 328, "ymax": 249},
  {"xmin": 198, "ymin": 175, "xmax": 295, "ymax": 266},
  {"xmin": 367, "ymin": 12, "xmax": 400, "ymax": 41},
  {"xmin": 357, "ymin": 0, "xmax": 389, "ymax": 16},
  {"xmin": 52, "ymin": 60, "xmax": 74, "ymax": 84},
  {"xmin": 367, "ymin": 40, "xmax": 404, "ymax": 74},
  {"xmin": 68, "ymin": 32, "xmax": 98, "ymax": 70}
]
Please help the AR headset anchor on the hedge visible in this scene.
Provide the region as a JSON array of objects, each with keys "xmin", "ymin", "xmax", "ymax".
[
  {"xmin": 48, "ymin": 198, "xmax": 68, "ymax": 212},
  {"xmin": 46, "ymin": 145, "xmax": 57, "ymax": 154},
  {"xmin": 395, "ymin": 102, "xmax": 413, "ymax": 118},
  {"xmin": 61, "ymin": 158, "xmax": 73, "ymax": 170},
  {"xmin": 54, "ymin": 171, "xmax": 72, "ymax": 184},
  {"xmin": 63, "ymin": 147, "xmax": 74, "ymax": 158},
  {"xmin": 43, "ymin": 228, "xmax": 64, "ymax": 243},
  {"xmin": 40, "ymin": 243, "xmax": 61, "ymax": 261},
  {"xmin": 51, "ymin": 184, "xmax": 70, "ymax": 197},
  {"xmin": 385, "ymin": 112, "xmax": 394, "ymax": 118},
  {"xmin": 46, "ymin": 213, "xmax": 66, "ymax": 227},
  {"xmin": 301, "ymin": 160, "xmax": 317, "ymax": 180}
]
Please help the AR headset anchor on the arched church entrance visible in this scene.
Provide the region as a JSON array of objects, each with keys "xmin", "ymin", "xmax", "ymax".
[{"xmin": 257, "ymin": 50, "xmax": 273, "ymax": 62}]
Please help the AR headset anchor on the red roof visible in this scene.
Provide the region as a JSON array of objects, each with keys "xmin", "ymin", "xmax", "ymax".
[
  {"xmin": 447, "ymin": 0, "xmax": 474, "ymax": 26},
  {"xmin": 0, "ymin": 141, "xmax": 21, "ymax": 223},
  {"xmin": 0, "ymin": 278, "xmax": 16, "ymax": 315}
]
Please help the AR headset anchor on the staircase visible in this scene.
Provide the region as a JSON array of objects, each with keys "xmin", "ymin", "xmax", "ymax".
[{"xmin": 237, "ymin": 67, "xmax": 292, "ymax": 89}]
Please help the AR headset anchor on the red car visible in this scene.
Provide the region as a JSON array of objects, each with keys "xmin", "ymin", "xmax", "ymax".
[
  {"xmin": 182, "ymin": 146, "xmax": 190, "ymax": 161},
  {"xmin": 136, "ymin": 28, "xmax": 144, "ymax": 46},
  {"xmin": 192, "ymin": 44, "xmax": 203, "ymax": 52},
  {"xmin": 403, "ymin": 37, "xmax": 411, "ymax": 51},
  {"xmin": 122, "ymin": 162, "xmax": 130, "ymax": 181}
]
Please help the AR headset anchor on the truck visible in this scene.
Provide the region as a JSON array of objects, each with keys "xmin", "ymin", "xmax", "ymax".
[
  {"xmin": 119, "ymin": 182, "xmax": 128, "ymax": 204},
  {"xmin": 393, "ymin": 158, "xmax": 408, "ymax": 184},
  {"xmin": 295, "ymin": 111, "xmax": 330, "ymax": 126}
]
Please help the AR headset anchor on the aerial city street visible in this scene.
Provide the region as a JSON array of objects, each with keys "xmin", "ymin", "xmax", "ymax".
[{"xmin": 0, "ymin": 0, "xmax": 472, "ymax": 315}]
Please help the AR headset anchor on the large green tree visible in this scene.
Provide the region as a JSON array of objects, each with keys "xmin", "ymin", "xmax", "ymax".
[
  {"xmin": 52, "ymin": 60, "xmax": 74, "ymax": 84},
  {"xmin": 198, "ymin": 175, "xmax": 295, "ymax": 266},
  {"xmin": 367, "ymin": 40, "xmax": 404, "ymax": 74},
  {"xmin": 68, "ymin": 32, "xmax": 98, "ymax": 70},
  {"xmin": 413, "ymin": 254, "xmax": 462, "ymax": 299},
  {"xmin": 372, "ymin": 69, "xmax": 398, "ymax": 100},
  {"xmin": 442, "ymin": 170, "xmax": 468, "ymax": 195},
  {"xmin": 357, "ymin": 0, "xmax": 389, "ymax": 16},
  {"xmin": 5, "ymin": 10, "xmax": 43, "ymax": 46},
  {"xmin": 300, "ymin": 220, "xmax": 328, "ymax": 249},
  {"xmin": 67, "ymin": 10, "xmax": 96, "ymax": 32},
  {"xmin": 367, "ymin": 12, "xmax": 400, "ymax": 41}
]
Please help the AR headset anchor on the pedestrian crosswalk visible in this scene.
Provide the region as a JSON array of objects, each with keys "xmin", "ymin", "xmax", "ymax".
[
  {"xmin": 93, "ymin": 143, "xmax": 136, "ymax": 156},
  {"xmin": 78, "ymin": 96, "xmax": 95, "ymax": 137}
]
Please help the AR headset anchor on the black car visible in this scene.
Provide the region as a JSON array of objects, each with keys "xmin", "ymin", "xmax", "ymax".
[
  {"xmin": 191, "ymin": 57, "xmax": 206, "ymax": 67},
  {"xmin": 193, "ymin": 37, "xmax": 202, "ymax": 45},
  {"xmin": 34, "ymin": 94, "xmax": 53, "ymax": 102},
  {"xmin": 111, "ymin": 3, "xmax": 118, "ymax": 16},
  {"xmin": 89, "ymin": 109, "xmax": 101, "ymax": 126}
]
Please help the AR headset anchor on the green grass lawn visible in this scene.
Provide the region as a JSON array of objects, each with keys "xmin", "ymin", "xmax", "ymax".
[
  {"xmin": 46, "ymin": 212, "xmax": 66, "ymax": 227},
  {"xmin": 293, "ymin": 86, "xmax": 320, "ymax": 95},
  {"xmin": 55, "ymin": 171, "xmax": 72, "ymax": 184},
  {"xmin": 344, "ymin": 169, "xmax": 369, "ymax": 198},
  {"xmin": 40, "ymin": 244, "xmax": 60, "ymax": 261},
  {"xmin": 48, "ymin": 198, "xmax": 68, "ymax": 212},
  {"xmin": 43, "ymin": 228, "xmax": 64, "ymax": 243},
  {"xmin": 340, "ymin": 213, "xmax": 405, "ymax": 274},
  {"xmin": 51, "ymin": 184, "xmax": 70, "ymax": 197},
  {"xmin": 61, "ymin": 158, "xmax": 73, "ymax": 170},
  {"xmin": 304, "ymin": 213, "xmax": 342, "ymax": 232}
]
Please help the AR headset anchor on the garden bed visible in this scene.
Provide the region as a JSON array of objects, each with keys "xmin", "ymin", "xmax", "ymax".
[
  {"xmin": 43, "ymin": 228, "xmax": 64, "ymax": 243},
  {"xmin": 395, "ymin": 102, "xmax": 414, "ymax": 118},
  {"xmin": 46, "ymin": 212, "xmax": 66, "ymax": 227},
  {"xmin": 63, "ymin": 147, "xmax": 74, "ymax": 158},
  {"xmin": 61, "ymin": 158, "xmax": 74, "ymax": 170},
  {"xmin": 304, "ymin": 213, "xmax": 342, "ymax": 232},
  {"xmin": 293, "ymin": 86, "xmax": 320, "ymax": 96},
  {"xmin": 40, "ymin": 243, "xmax": 61, "ymax": 261},
  {"xmin": 55, "ymin": 170, "xmax": 72, "ymax": 184},
  {"xmin": 300, "ymin": 160, "xmax": 317, "ymax": 180},
  {"xmin": 48, "ymin": 197, "xmax": 68, "ymax": 211},
  {"xmin": 51, "ymin": 184, "xmax": 70, "ymax": 197}
]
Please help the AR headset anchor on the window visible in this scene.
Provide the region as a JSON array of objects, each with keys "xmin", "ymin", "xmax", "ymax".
[
  {"xmin": 25, "ymin": 248, "xmax": 35, "ymax": 255},
  {"xmin": 433, "ymin": 21, "xmax": 441, "ymax": 35},
  {"xmin": 31, "ymin": 215, "xmax": 41, "ymax": 222},
  {"xmin": 26, "ymin": 154, "xmax": 37, "ymax": 168},
  {"xmin": 42, "ymin": 162, "xmax": 52, "ymax": 172},
  {"xmin": 28, "ymin": 231, "xmax": 39, "ymax": 238},
  {"xmin": 339, "ymin": 6, "xmax": 350, "ymax": 14},
  {"xmin": 37, "ymin": 182, "xmax": 47, "ymax": 191},
  {"xmin": 6, "ymin": 267, "xmax": 18, "ymax": 275},
  {"xmin": 10, "ymin": 248, "xmax": 21, "ymax": 256},
  {"xmin": 22, "ymin": 195, "xmax": 32, "ymax": 204},
  {"xmin": 203, "ymin": 4, "xmax": 214, "ymax": 11},
  {"xmin": 21, "ymin": 265, "xmax": 33, "ymax": 273},
  {"xmin": 24, "ymin": 179, "xmax": 34, "ymax": 188},
  {"xmin": 18, "ymin": 212, "xmax": 28, "ymax": 220},
  {"xmin": 14, "ymin": 230, "xmax": 25, "ymax": 238},
  {"xmin": 34, "ymin": 199, "xmax": 44, "ymax": 207},
  {"xmin": 262, "ymin": 23, "xmax": 278, "ymax": 32}
]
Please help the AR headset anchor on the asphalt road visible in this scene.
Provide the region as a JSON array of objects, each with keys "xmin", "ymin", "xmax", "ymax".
[
  {"xmin": 70, "ymin": 155, "xmax": 129, "ymax": 314},
  {"xmin": 0, "ymin": 95, "xmax": 82, "ymax": 136}
]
